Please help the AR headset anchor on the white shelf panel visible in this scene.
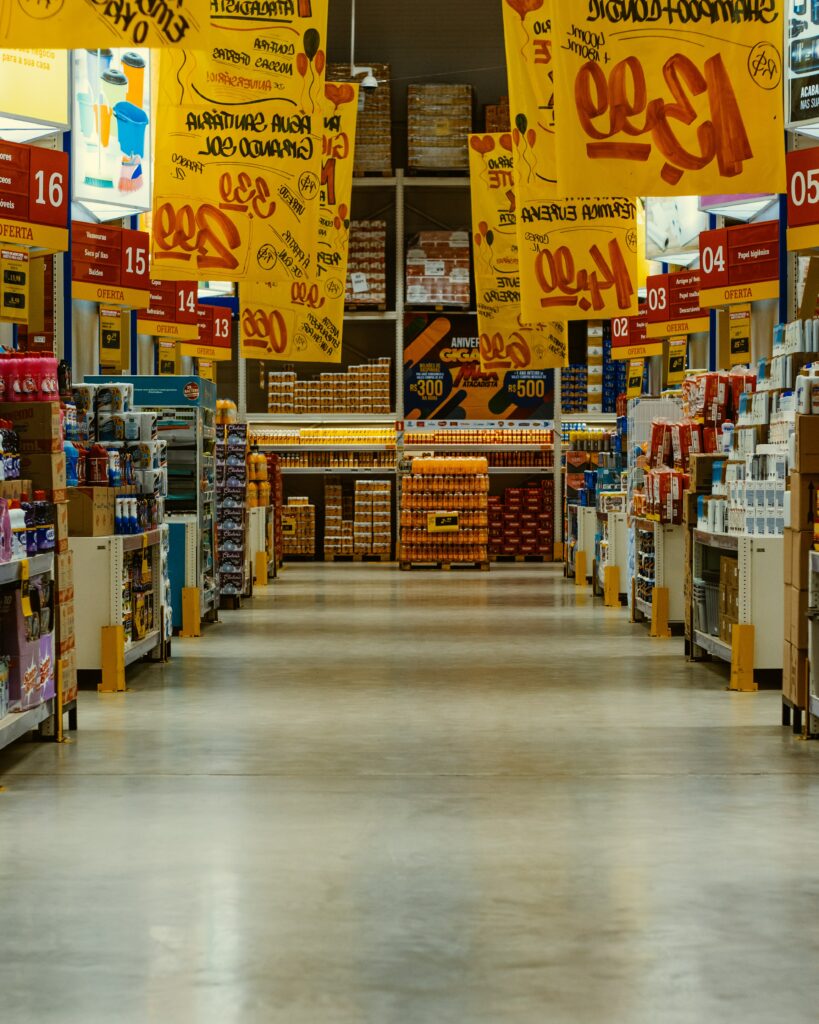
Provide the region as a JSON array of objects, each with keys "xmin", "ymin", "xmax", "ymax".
[
  {"xmin": 0, "ymin": 700, "xmax": 53, "ymax": 754},
  {"xmin": 248, "ymin": 414, "xmax": 396, "ymax": 426},
  {"xmin": 403, "ymin": 176, "xmax": 470, "ymax": 188},
  {"xmin": 0, "ymin": 554, "xmax": 54, "ymax": 586},
  {"xmin": 694, "ymin": 629, "xmax": 732, "ymax": 663},
  {"xmin": 124, "ymin": 631, "xmax": 161, "ymax": 667},
  {"xmin": 352, "ymin": 176, "xmax": 398, "ymax": 188},
  {"xmin": 487, "ymin": 467, "xmax": 552, "ymax": 475},
  {"xmin": 406, "ymin": 444, "xmax": 553, "ymax": 453},
  {"xmin": 344, "ymin": 311, "xmax": 398, "ymax": 321},
  {"xmin": 282, "ymin": 467, "xmax": 396, "ymax": 475}
]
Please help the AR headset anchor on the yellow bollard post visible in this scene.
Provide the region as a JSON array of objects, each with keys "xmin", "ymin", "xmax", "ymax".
[
  {"xmin": 255, "ymin": 551, "xmax": 268, "ymax": 586},
  {"xmin": 729, "ymin": 624, "xmax": 757, "ymax": 692},
  {"xmin": 650, "ymin": 587, "xmax": 671, "ymax": 638},
  {"xmin": 574, "ymin": 550, "xmax": 587, "ymax": 587},
  {"xmin": 603, "ymin": 565, "xmax": 620, "ymax": 608},
  {"xmin": 100, "ymin": 625, "xmax": 126, "ymax": 693},
  {"xmin": 180, "ymin": 587, "xmax": 201, "ymax": 638}
]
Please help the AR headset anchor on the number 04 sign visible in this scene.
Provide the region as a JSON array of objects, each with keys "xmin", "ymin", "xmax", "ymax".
[{"xmin": 552, "ymin": 6, "xmax": 786, "ymax": 198}]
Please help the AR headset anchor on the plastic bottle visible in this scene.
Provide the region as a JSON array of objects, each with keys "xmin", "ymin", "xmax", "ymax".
[
  {"xmin": 2, "ymin": 422, "xmax": 19, "ymax": 479},
  {"xmin": 108, "ymin": 448, "xmax": 122, "ymax": 487},
  {"xmin": 128, "ymin": 497, "xmax": 138, "ymax": 535},
  {"xmin": 87, "ymin": 444, "xmax": 109, "ymax": 486},
  {"xmin": 8, "ymin": 501, "xmax": 26, "ymax": 560},
  {"xmin": 0, "ymin": 423, "xmax": 4, "ymax": 484},
  {"xmin": 115, "ymin": 497, "xmax": 125, "ymax": 535},
  {"xmin": 20, "ymin": 354, "xmax": 39, "ymax": 400},
  {"xmin": 64, "ymin": 441, "xmax": 80, "ymax": 488},
  {"xmin": 0, "ymin": 354, "xmax": 8, "ymax": 403},
  {"xmin": 6, "ymin": 353, "xmax": 22, "ymax": 401},
  {"xmin": 33, "ymin": 492, "xmax": 54, "ymax": 553},
  {"xmin": 41, "ymin": 352, "xmax": 58, "ymax": 401},
  {"xmin": 0, "ymin": 497, "xmax": 11, "ymax": 564},
  {"xmin": 58, "ymin": 359, "xmax": 72, "ymax": 402},
  {"xmin": 19, "ymin": 493, "xmax": 38, "ymax": 557}
]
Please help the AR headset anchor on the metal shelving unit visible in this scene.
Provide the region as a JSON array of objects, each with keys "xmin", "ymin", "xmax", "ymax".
[
  {"xmin": 0, "ymin": 699, "xmax": 56, "ymax": 754},
  {"xmin": 0, "ymin": 553, "xmax": 55, "ymax": 586}
]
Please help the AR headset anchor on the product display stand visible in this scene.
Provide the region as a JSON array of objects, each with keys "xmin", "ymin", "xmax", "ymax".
[
  {"xmin": 807, "ymin": 551, "xmax": 819, "ymax": 736},
  {"xmin": 630, "ymin": 518, "xmax": 687, "ymax": 636},
  {"xmin": 596, "ymin": 508, "xmax": 629, "ymax": 605}
]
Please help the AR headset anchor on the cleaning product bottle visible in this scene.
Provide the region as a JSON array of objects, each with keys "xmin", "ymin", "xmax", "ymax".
[
  {"xmin": 0, "ymin": 421, "xmax": 4, "ymax": 483},
  {"xmin": 8, "ymin": 501, "xmax": 26, "ymax": 560},
  {"xmin": 0, "ymin": 497, "xmax": 11, "ymax": 564},
  {"xmin": 64, "ymin": 441, "xmax": 80, "ymax": 488},
  {"xmin": 3, "ymin": 422, "xmax": 19, "ymax": 479},
  {"xmin": 19, "ymin": 493, "xmax": 38, "ymax": 557},
  {"xmin": 115, "ymin": 497, "xmax": 124, "ymax": 535},
  {"xmin": 87, "ymin": 444, "xmax": 109, "ymax": 486},
  {"xmin": 128, "ymin": 497, "xmax": 139, "ymax": 535},
  {"xmin": 33, "ymin": 492, "xmax": 54, "ymax": 553},
  {"xmin": 58, "ymin": 359, "xmax": 72, "ymax": 402},
  {"xmin": 108, "ymin": 448, "xmax": 121, "ymax": 487}
]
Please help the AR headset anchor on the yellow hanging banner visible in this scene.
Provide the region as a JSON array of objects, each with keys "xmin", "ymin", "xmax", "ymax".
[
  {"xmin": 240, "ymin": 83, "xmax": 358, "ymax": 363},
  {"xmin": 551, "ymin": 6, "xmax": 786, "ymax": 198},
  {"xmin": 666, "ymin": 336, "xmax": 687, "ymax": 385},
  {"xmin": 627, "ymin": 359, "xmax": 645, "ymax": 399},
  {"xmin": 502, "ymin": 0, "xmax": 555, "ymax": 189},
  {"xmin": 151, "ymin": 3, "xmax": 328, "ymax": 284},
  {"xmin": 517, "ymin": 194, "xmax": 640, "ymax": 324},
  {"xmin": 469, "ymin": 133, "xmax": 565, "ymax": 371}
]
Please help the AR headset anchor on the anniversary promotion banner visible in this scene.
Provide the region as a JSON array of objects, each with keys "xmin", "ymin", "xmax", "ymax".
[
  {"xmin": 469, "ymin": 133, "xmax": 565, "ymax": 372},
  {"xmin": 239, "ymin": 83, "xmax": 357, "ymax": 364},
  {"xmin": 502, "ymin": 0, "xmax": 556, "ymax": 188},
  {"xmin": 151, "ymin": 2, "xmax": 328, "ymax": 283},
  {"xmin": 404, "ymin": 313, "xmax": 554, "ymax": 421},
  {"xmin": 517, "ymin": 196, "xmax": 639, "ymax": 323},
  {"xmin": 552, "ymin": 5, "xmax": 786, "ymax": 198}
]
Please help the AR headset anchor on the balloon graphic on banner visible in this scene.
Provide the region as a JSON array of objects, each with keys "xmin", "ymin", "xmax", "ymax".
[
  {"xmin": 504, "ymin": 0, "xmax": 544, "ymax": 53},
  {"xmin": 325, "ymin": 83, "xmax": 356, "ymax": 110}
]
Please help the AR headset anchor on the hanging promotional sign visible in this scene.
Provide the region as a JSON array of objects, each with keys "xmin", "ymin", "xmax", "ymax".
[
  {"xmin": 151, "ymin": 4, "xmax": 328, "ymax": 283},
  {"xmin": 611, "ymin": 304, "xmax": 659, "ymax": 361},
  {"xmin": 787, "ymin": 4, "xmax": 819, "ymax": 131},
  {"xmin": 552, "ymin": 6, "xmax": 786, "ymax": 198},
  {"xmin": 646, "ymin": 271, "xmax": 709, "ymax": 339},
  {"xmin": 0, "ymin": 49, "xmax": 69, "ymax": 128},
  {"xmin": 501, "ymin": 0, "xmax": 555, "ymax": 188},
  {"xmin": 698, "ymin": 222, "xmax": 780, "ymax": 308},
  {"xmin": 517, "ymin": 196, "xmax": 639, "ymax": 323},
  {"xmin": 71, "ymin": 48, "xmax": 151, "ymax": 217},
  {"xmin": 787, "ymin": 147, "xmax": 819, "ymax": 253},
  {"xmin": 197, "ymin": 359, "xmax": 215, "ymax": 382},
  {"xmin": 0, "ymin": 139, "xmax": 69, "ymax": 254},
  {"xmin": 72, "ymin": 221, "xmax": 150, "ymax": 307},
  {"xmin": 240, "ymin": 82, "xmax": 357, "ymax": 363},
  {"xmin": 667, "ymin": 337, "xmax": 688, "ymax": 385},
  {"xmin": 157, "ymin": 340, "xmax": 177, "ymax": 376},
  {"xmin": 0, "ymin": 247, "xmax": 29, "ymax": 324},
  {"xmin": 137, "ymin": 281, "xmax": 199, "ymax": 341},
  {"xmin": 180, "ymin": 304, "xmax": 233, "ymax": 362},
  {"xmin": 469, "ymin": 132, "xmax": 565, "ymax": 372},
  {"xmin": 728, "ymin": 304, "xmax": 752, "ymax": 366},
  {"xmin": 98, "ymin": 307, "xmax": 123, "ymax": 372},
  {"xmin": 627, "ymin": 359, "xmax": 645, "ymax": 399},
  {"xmin": 403, "ymin": 313, "xmax": 554, "ymax": 421}
]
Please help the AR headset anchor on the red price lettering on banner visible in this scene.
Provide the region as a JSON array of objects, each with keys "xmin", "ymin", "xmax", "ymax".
[
  {"xmin": 534, "ymin": 237, "xmax": 634, "ymax": 313},
  {"xmin": 218, "ymin": 172, "xmax": 276, "ymax": 220},
  {"xmin": 575, "ymin": 53, "xmax": 755, "ymax": 187},
  {"xmin": 241, "ymin": 307, "xmax": 288, "ymax": 355},
  {"xmin": 479, "ymin": 332, "xmax": 532, "ymax": 371},
  {"xmin": 290, "ymin": 281, "xmax": 325, "ymax": 310},
  {"xmin": 153, "ymin": 200, "xmax": 242, "ymax": 274}
]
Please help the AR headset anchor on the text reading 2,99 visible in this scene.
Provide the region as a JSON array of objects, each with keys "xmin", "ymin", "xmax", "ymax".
[{"xmin": 575, "ymin": 53, "xmax": 752, "ymax": 186}]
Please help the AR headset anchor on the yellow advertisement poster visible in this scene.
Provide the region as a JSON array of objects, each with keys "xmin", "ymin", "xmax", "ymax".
[
  {"xmin": 729, "ymin": 304, "xmax": 752, "ymax": 367},
  {"xmin": 627, "ymin": 359, "xmax": 645, "ymax": 399},
  {"xmin": 667, "ymin": 337, "xmax": 687, "ymax": 385},
  {"xmin": 552, "ymin": 6, "xmax": 786, "ymax": 197},
  {"xmin": 0, "ymin": 49, "xmax": 68, "ymax": 127},
  {"xmin": 517, "ymin": 195, "xmax": 639, "ymax": 324},
  {"xmin": 501, "ymin": 0, "xmax": 555, "ymax": 188},
  {"xmin": 151, "ymin": 3, "xmax": 328, "ymax": 283},
  {"xmin": 99, "ymin": 307, "xmax": 123, "ymax": 373},
  {"xmin": 0, "ymin": 247, "xmax": 29, "ymax": 325},
  {"xmin": 469, "ymin": 133, "xmax": 565, "ymax": 370},
  {"xmin": 240, "ymin": 83, "xmax": 358, "ymax": 364},
  {"xmin": 157, "ymin": 340, "xmax": 177, "ymax": 376}
]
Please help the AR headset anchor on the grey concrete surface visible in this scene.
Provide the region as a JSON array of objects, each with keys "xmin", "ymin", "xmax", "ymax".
[{"xmin": 1, "ymin": 563, "xmax": 818, "ymax": 1024}]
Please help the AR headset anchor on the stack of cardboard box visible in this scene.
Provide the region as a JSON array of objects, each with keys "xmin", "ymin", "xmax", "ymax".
[
  {"xmin": 783, "ymin": 415, "xmax": 819, "ymax": 713},
  {"xmin": 324, "ymin": 483, "xmax": 354, "ymax": 559},
  {"xmin": 719, "ymin": 556, "xmax": 739, "ymax": 644},
  {"xmin": 355, "ymin": 480, "xmax": 391, "ymax": 558},
  {"xmin": 282, "ymin": 498, "xmax": 315, "ymax": 558},
  {"xmin": 484, "ymin": 95, "xmax": 510, "ymax": 133},
  {"xmin": 488, "ymin": 482, "xmax": 553, "ymax": 559},
  {"xmin": 408, "ymin": 84, "xmax": 472, "ymax": 170},
  {"xmin": 405, "ymin": 232, "xmax": 471, "ymax": 308},
  {"xmin": 328, "ymin": 64, "xmax": 393, "ymax": 174},
  {"xmin": 346, "ymin": 221, "xmax": 387, "ymax": 308}
]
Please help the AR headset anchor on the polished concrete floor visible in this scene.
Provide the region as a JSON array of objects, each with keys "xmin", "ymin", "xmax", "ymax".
[{"xmin": 2, "ymin": 563, "xmax": 819, "ymax": 1023}]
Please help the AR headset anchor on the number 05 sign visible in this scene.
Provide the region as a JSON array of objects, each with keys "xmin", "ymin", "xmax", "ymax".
[{"xmin": 787, "ymin": 148, "xmax": 819, "ymax": 254}]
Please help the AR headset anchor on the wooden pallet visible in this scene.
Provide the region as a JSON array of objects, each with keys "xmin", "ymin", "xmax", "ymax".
[
  {"xmin": 405, "ymin": 168, "xmax": 468, "ymax": 177},
  {"xmin": 353, "ymin": 169, "xmax": 394, "ymax": 178},
  {"xmin": 324, "ymin": 553, "xmax": 392, "ymax": 563},
  {"xmin": 490, "ymin": 554, "xmax": 551, "ymax": 564},
  {"xmin": 400, "ymin": 561, "xmax": 490, "ymax": 572},
  {"xmin": 219, "ymin": 594, "xmax": 243, "ymax": 610},
  {"xmin": 345, "ymin": 301, "xmax": 388, "ymax": 311}
]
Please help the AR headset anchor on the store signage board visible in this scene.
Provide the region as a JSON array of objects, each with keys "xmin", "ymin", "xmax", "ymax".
[
  {"xmin": 729, "ymin": 304, "xmax": 752, "ymax": 367},
  {"xmin": 667, "ymin": 337, "xmax": 688, "ymax": 385},
  {"xmin": 627, "ymin": 359, "xmax": 645, "ymax": 399},
  {"xmin": 72, "ymin": 221, "xmax": 150, "ymax": 308},
  {"xmin": 180, "ymin": 304, "xmax": 233, "ymax": 361},
  {"xmin": 786, "ymin": 148, "xmax": 819, "ymax": 253},
  {"xmin": 698, "ymin": 193, "xmax": 777, "ymax": 221},
  {"xmin": 787, "ymin": 3, "xmax": 819, "ymax": 135},
  {"xmin": 698, "ymin": 222, "xmax": 780, "ymax": 308},
  {"xmin": 552, "ymin": 6, "xmax": 786, "ymax": 197},
  {"xmin": 0, "ymin": 247, "xmax": 29, "ymax": 324},
  {"xmin": 611, "ymin": 304, "xmax": 660, "ymax": 361},
  {"xmin": 0, "ymin": 49, "xmax": 69, "ymax": 132},
  {"xmin": 137, "ymin": 280, "xmax": 199, "ymax": 341},
  {"xmin": 427, "ymin": 512, "xmax": 459, "ymax": 534},
  {"xmin": 404, "ymin": 313, "xmax": 555, "ymax": 421},
  {"xmin": 99, "ymin": 307, "xmax": 123, "ymax": 373},
  {"xmin": 71, "ymin": 48, "xmax": 152, "ymax": 220},
  {"xmin": 157, "ymin": 340, "xmax": 177, "ymax": 376},
  {"xmin": 0, "ymin": 140, "xmax": 69, "ymax": 254},
  {"xmin": 645, "ymin": 271, "xmax": 709, "ymax": 339}
]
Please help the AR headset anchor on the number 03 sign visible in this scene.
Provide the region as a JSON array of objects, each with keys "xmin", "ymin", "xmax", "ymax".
[{"xmin": 552, "ymin": 6, "xmax": 786, "ymax": 198}]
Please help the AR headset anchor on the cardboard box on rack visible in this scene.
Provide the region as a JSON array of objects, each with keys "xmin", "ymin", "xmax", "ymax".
[
  {"xmin": 786, "ymin": 641, "xmax": 809, "ymax": 710},
  {"xmin": 794, "ymin": 415, "xmax": 819, "ymax": 475},
  {"xmin": 788, "ymin": 584, "xmax": 809, "ymax": 651},
  {"xmin": 67, "ymin": 487, "xmax": 115, "ymax": 537},
  {"xmin": 61, "ymin": 649, "xmax": 77, "ymax": 703},
  {"xmin": 790, "ymin": 528, "xmax": 814, "ymax": 590},
  {"xmin": 54, "ymin": 501, "xmax": 69, "ymax": 553},
  {"xmin": 19, "ymin": 452, "xmax": 66, "ymax": 502},
  {"xmin": 0, "ymin": 401, "xmax": 61, "ymax": 452},
  {"xmin": 689, "ymin": 453, "xmax": 725, "ymax": 493},
  {"xmin": 0, "ymin": 479, "xmax": 32, "ymax": 502},
  {"xmin": 55, "ymin": 550, "xmax": 73, "ymax": 604},
  {"xmin": 788, "ymin": 472, "xmax": 819, "ymax": 533}
]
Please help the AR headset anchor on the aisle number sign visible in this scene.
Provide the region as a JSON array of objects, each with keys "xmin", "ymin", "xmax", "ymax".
[
  {"xmin": 181, "ymin": 304, "xmax": 233, "ymax": 362},
  {"xmin": 552, "ymin": 6, "xmax": 786, "ymax": 198},
  {"xmin": 667, "ymin": 337, "xmax": 688, "ymax": 385},
  {"xmin": 469, "ymin": 132, "xmax": 565, "ymax": 371},
  {"xmin": 611, "ymin": 304, "xmax": 659, "ymax": 361},
  {"xmin": 0, "ymin": 247, "xmax": 30, "ymax": 324},
  {"xmin": 729, "ymin": 304, "xmax": 752, "ymax": 366},
  {"xmin": 787, "ymin": 148, "xmax": 819, "ymax": 253},
  {"xmin": 0, "ymin": 140, "xmax": 69, "ymax": 254},
  {"xmin": 137, "ymin": 281, "xmax": 200, "ymax": 341},
  {"xmin": 698, "ymin": 222, "xmax": 780, "ymax": 308},
  {"xmin": 72, "ymin": 222, "xmax": 150, "ymax": 308},
  {"xmin": 98, "ymin": 307, "xmax": 123, "ymax": 373},
  {"xmin": 627, "ymin": 359, "xmax": 645, "ymax": 399},
  {"xmin": 646, "ymin": 272, "xmax": 709, "ymax": 339}
]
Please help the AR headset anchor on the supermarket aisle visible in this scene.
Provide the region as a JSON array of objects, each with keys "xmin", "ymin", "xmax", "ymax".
[{"xmin": 2, "ymin": 563, "xmax": 819, "ymax": 1024}]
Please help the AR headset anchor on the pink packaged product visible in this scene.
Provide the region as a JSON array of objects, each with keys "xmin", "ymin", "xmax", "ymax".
[
  {"xmin": 0, "ymin": 498, "xmax": 11, "ymax": 563},
  {"xmin": 0, "ymin": 576, "xmax": 55, "ymax": 711}
]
